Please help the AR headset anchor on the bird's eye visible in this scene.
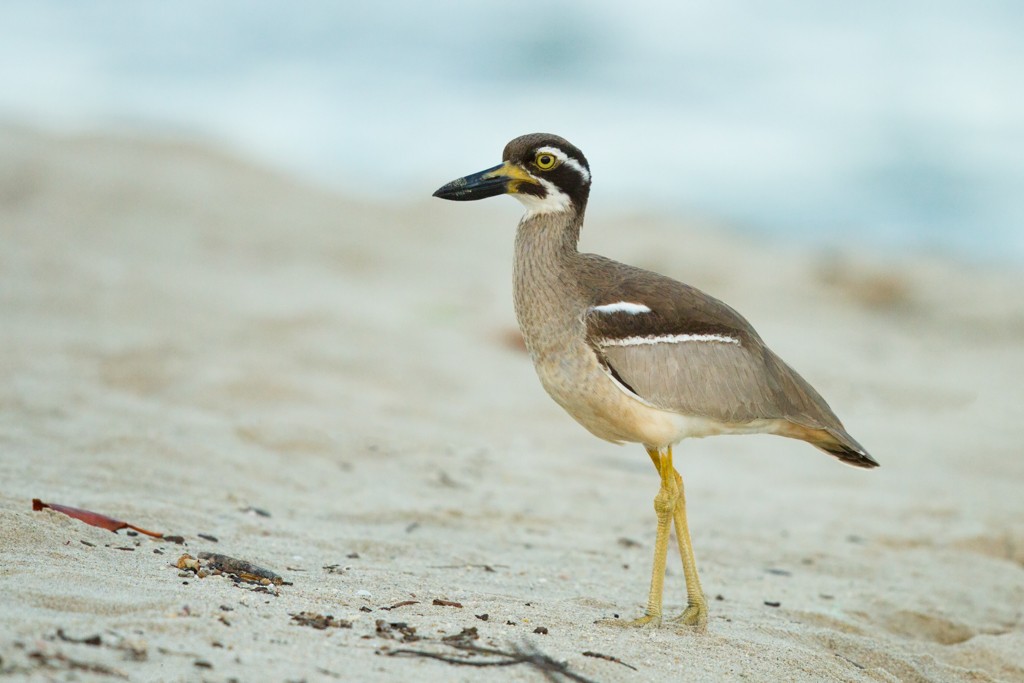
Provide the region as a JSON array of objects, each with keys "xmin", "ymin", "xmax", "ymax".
[{"xmin": 535, "ymin": 153, "xmax": 557, "ymax": 170}]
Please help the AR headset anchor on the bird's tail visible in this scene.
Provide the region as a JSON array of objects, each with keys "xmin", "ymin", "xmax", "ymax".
[
  {"xmin": 764, "ymin": 352, "xmax": 878, "ymax": 469},
  {"xmin": 812, "ymin": 427, "xmax": 879, "ymax": 469},
  {"xmin": 775, "ymin": 421, "xmax": 879, "ymax": 469}
]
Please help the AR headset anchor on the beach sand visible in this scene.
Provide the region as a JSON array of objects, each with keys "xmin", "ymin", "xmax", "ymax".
[{"xmin": 1, "ymin": 125, "xmax": 1022, "ymax": 682}]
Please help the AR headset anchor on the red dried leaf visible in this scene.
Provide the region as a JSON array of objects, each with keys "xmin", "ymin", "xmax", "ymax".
[{"xmin": 32, "ymin": 499, "xmax": 164, "ymax": 538}]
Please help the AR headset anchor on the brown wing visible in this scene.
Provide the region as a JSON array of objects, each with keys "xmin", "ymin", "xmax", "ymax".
[
  {"xmin": 599, "ymin": 337, "xmax": 783, "ymax": 423},
  {"xmin": 579, "ymin": 255, "xmax": 877, "ymax": 467},
  {"xmin": 579, "ymin": 255, "xmax": 763, "ymax": 346},
  {"xmin": 598, "ymin": 338, "xmax": 845, "ymax": 429}
]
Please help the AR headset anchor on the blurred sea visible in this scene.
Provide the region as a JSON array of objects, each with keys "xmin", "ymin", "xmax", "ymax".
[{"xmin": 1, "ymin": 1, "xmax": 1021, "ymax": 262}]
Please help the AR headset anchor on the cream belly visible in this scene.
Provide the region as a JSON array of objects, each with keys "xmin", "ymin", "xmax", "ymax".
[{"xmin": 530, "ymin": 345, "xmax": 782, "ymax": 448}]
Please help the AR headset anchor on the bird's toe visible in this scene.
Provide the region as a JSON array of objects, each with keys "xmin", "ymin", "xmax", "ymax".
[{"xmin": 670, "ymin": 602, "xmax": 708, "ymax": 633}]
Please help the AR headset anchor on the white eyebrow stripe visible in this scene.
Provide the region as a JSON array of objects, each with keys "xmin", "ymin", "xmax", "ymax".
[
  {"xmin": 590, "ymin": 302, "xmax": 652, "ymax": 315},
  {"xmin": 599, "ymin": 333, "xmax": 740, "ymax": 347},
  {"xmin": 536, "ymin": 145, "xmax": 591, "ymax": 183}
]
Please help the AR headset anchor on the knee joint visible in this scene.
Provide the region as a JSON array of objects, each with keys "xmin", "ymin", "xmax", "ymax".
[{"xmin": 653, "ymin": 488, "xmax": 677, "ymax": 515}]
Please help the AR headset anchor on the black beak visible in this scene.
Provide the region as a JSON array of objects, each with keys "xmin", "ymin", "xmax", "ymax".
[{"xmin": 432, "ymin": 163, "xmax": 512, "ymax": 201}]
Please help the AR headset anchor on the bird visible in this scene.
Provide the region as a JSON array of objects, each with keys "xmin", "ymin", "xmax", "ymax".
[{"xmin": 432, "ymin": 133, "xmax": 878, "ymax": 632}]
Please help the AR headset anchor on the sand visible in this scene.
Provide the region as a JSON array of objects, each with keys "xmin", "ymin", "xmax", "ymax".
[{"xmin": 1, "ymin": 124, "xmax": 1022, "ymax": 682}]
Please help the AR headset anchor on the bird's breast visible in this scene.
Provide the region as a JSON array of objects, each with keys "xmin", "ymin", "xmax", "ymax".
[{"xmin": 528, "ymin": 344, "xmax": 691, "ymax": 446}]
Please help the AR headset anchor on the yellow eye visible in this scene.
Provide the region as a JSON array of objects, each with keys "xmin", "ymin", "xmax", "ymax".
[{"xmin": 535, "ymin": 152, "xmax": 558, "ymax": 170}]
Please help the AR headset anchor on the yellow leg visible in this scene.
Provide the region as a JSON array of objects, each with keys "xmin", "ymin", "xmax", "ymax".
[
  {"xmin": 601, "ymin": 445, "xmax": 707, "ymax": 632},
  {"xmin": 603, "ymin": 446, "xmax": 678, "ymax": 628},
  {"xmin": 668, "ymin": 466, "xmax": 708, "ymax": 631},
  {"xmin": 640, "ymin": 446, "xmax": 681, "ymax": 626}
]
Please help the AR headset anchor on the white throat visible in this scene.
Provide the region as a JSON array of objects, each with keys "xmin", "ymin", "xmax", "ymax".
[{"xmin": 513, "ymin": 177, "xmax": 573, "ymax": 217}]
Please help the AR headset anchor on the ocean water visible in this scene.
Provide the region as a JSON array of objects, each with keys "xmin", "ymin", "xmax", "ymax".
[{"xmin": 1, "ymin": 1, "xmax": 1021, "ymax": 262}]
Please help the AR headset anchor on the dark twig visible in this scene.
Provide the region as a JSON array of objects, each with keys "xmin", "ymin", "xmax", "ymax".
[
  {"xmin": 389, "ymin": 641, "xmax": 597, "ymax": 683},
  {"xmin": 432, "ymin": 598, "xmax": 463, "ymax": 608},
  {"xmin": 387, "ymin": 648, "xmax": 520, "ymax": 668},
  {"xmin": 582, "ymin": 650, "xmax": 638, "ymax": 671}
]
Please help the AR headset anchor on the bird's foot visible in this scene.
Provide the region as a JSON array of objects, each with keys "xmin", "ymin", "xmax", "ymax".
[
  {"xmin": 669, "ymin": 601, "xmax": 708, "ymax": 633},
  {"xmin": 598, "ymin": 612, "xmax": 662, "ymax": 629}
]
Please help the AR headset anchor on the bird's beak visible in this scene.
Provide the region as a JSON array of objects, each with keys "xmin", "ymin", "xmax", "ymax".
[{"xmin": 432, "ymin": 161, "xmax": 537, "ymax": 201}]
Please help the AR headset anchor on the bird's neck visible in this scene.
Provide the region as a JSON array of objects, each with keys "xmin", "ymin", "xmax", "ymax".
[{"xmin": 512, "ymin": 210, "xmax": 586, "ymax": 356}]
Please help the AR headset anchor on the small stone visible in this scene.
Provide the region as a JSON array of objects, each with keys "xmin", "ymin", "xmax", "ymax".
[{"xmin": 176, "ymin": 554, "xmax": 200, "ymax": 571}]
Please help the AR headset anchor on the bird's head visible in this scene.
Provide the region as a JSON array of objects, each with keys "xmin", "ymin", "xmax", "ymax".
[{"xmin": 433, "ymin": 133, "xmax": 591, "ymax": 216}]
